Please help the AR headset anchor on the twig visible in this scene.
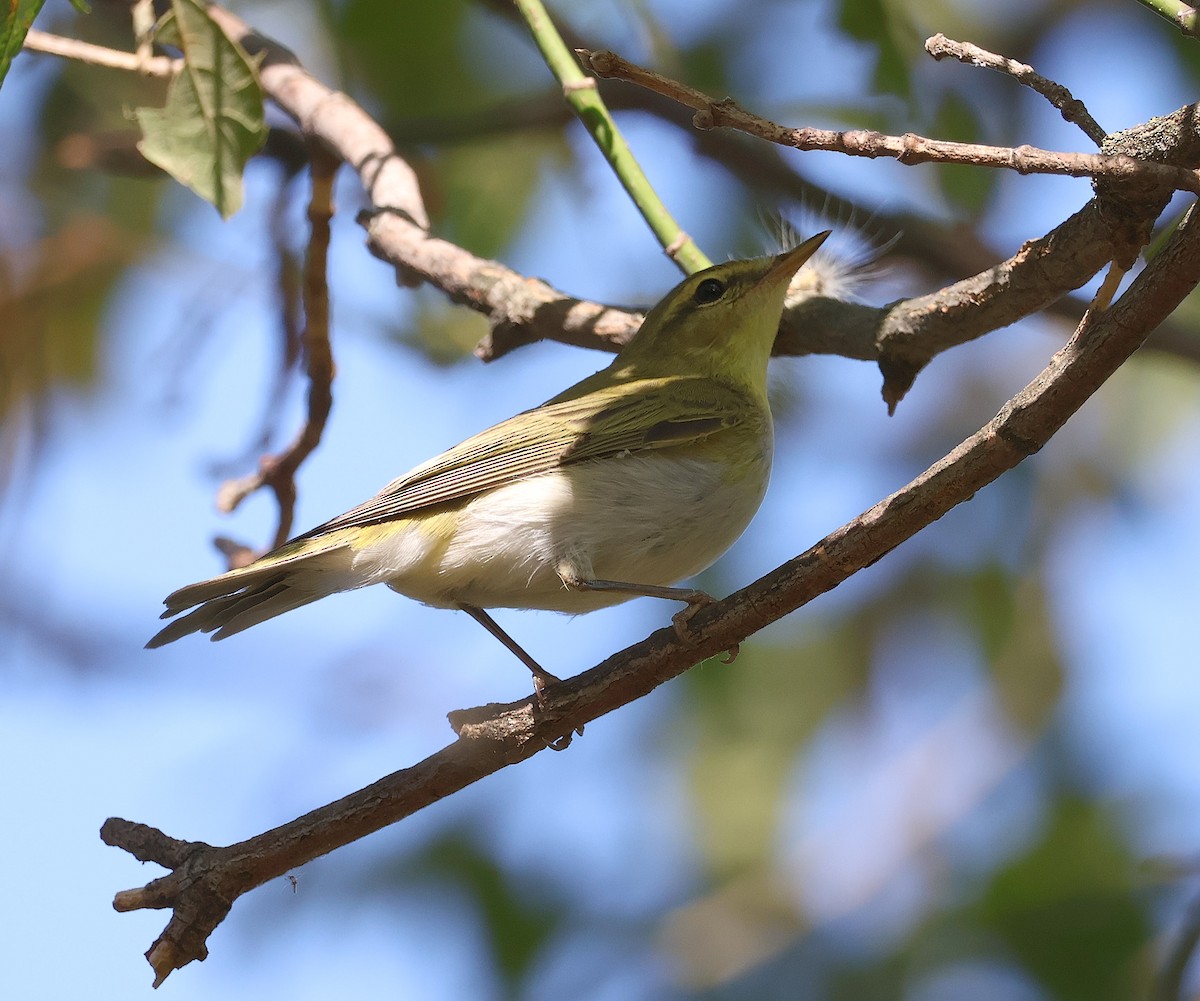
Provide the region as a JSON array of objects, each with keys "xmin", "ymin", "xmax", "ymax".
[
  {"xmin": 206, "ymin": 7, "xmax": 1136, "ymax": 409},
  {"xmin": 1136, "ymin": 0, "xmax": 1200, "ymax": 37},
  {"xmin": 26, "ymin": 22, "xmax": 1199, "ymax": 397},
  {"xmin": 924, "ymin": 33, "xmax": 1106, "ymax": 146},
  {"xmin": 380, "ymin": 84, "xmax": 1200, "ymax": 370},
  {"xmin": 22, "ymin": 27, "xmax": 177, "ymax": 76},
  {"xmin": 576, "ymin": 48, "xmax": 1200, "ymax": 196},
  {"xmin": 216, "ymin": 164, "xmax": 307, "ymax": 483},
  {"xmin": 131, "ymin": 0, "xmax": 156, "ymax": 71},
  {"xmin": 215, "ymin": 141, "xmax": 338, "ymax": 550},
  {"xmin": 105, "ymin": 197, "xmax": 1200, "ymax": 986},
  {"xmin": 1090, "ymin": 261, "xmax": 1129, "ymax": 315},
  {"xmin": 512, "ymin": 0, "xmax": 708, "ymax": 272}
]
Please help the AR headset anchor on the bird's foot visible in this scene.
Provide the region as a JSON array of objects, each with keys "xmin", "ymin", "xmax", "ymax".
[
  {"xmin": 671, "ymin": 592, "xmax": 739, "ymax": 663},
  {"xmin": 671, "ymin": 591, "xmax": 713, "ymax": 644},
  {"xmin": 531, "ymin": 669, "xmax": 585, "ymax": 748},
  {"xmin": 531, "ymin": 667, "xmax": 561, "ymax": 711}
]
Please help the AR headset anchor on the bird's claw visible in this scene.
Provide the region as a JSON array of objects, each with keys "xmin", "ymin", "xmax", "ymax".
[
  {"xmin": 671, "ymin": 592, "xmax": 715, "ymax": 644},
  {"xmin": 672, "ymin": 593, "xmax": 737, "ymax": 663},
  {"xmin": 531, "ymin": 671, "xmax": 585, "ymax": 749},
  {"xmin": 544, "ymin": 728, "xmax": 584, "ymax": 751}
]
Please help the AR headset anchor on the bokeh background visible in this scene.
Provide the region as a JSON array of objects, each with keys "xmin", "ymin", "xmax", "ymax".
[{"xmin": 4, "ymin": 1, "xmax": 1200, "ymax": 998}]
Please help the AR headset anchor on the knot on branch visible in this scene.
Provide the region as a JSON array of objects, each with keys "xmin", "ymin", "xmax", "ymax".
[{"xmin": 1095, "ymin": 105, "xmax": 1200, "ymax": 265}]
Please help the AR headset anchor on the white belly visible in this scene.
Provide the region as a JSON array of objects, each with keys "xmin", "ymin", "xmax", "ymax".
[{"xmin": 353, "ymin": 452, "xmax": 771, "ymax": 612}]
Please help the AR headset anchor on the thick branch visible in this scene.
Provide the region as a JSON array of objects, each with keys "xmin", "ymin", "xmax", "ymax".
[
  {"xmin": 107, "ymin": 199, "xmax": 1200, "ymax": 986},
  {"xmin": 769, "ymin": 197, "xmax": 1152, "ymax": 411}
]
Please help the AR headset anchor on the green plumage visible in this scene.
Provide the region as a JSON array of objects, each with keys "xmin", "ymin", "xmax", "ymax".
[{"xmin": 148, "ymin": 232, "xmax": 830, "ymax": 680}]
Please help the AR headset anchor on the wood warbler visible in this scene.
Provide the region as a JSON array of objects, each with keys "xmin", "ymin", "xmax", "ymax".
[{"xmin": 148, "ymin": 232, "xmax": 830, "ymax": 690}]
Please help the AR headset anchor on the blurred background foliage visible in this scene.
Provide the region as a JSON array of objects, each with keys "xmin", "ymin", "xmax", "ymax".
[{"xmin": 4, "ymin": 1, "xmax": 1200, "ymax": 1000}]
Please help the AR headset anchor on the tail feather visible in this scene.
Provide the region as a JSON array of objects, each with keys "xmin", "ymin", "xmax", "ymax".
[
  {"xmin": 160, "ymin": 540, "xmax": 329, "ymax": 613},
  {"xmin": 147, "ymin": 535, "xmax": 357, "ymax": 648},
  {"xmin": 202, "ymin": 578, "xmax": 291, "ymax": 625},
  {"xmin": 210, "ymin": 581, "xmax": 320, "ymax": 639}
]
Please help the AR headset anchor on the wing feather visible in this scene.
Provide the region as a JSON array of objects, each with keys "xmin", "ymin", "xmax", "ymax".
[{"xmin": 297, "ymin": 375, "xmax": 750, "ymax": 538}]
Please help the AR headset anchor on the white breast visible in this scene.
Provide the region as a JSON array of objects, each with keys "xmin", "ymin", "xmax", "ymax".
[{"xmin": 358, "ymin": 451, "xmax": 771, "ymax": 613}]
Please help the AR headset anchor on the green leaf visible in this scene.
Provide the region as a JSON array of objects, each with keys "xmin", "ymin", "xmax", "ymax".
[
  {"xmin": 837, "ymin": 0, "xmax": 916, "ymax": 99},
  {"xmin": 435, "ymin": 132, "xmax": 560, "ymax": 261},
  {"xmin": 134, "ymin": 0, "xmax": 266, "ymax": 218},
  {"xmin": 976, "ymin": 798, "xmax": 1148, "ymax": 1001},
  {"xmin": 332, "ymin": 0, "xmax": 476, "ymax": 119},
  {"xmin": 0, "ymin": 0, "xmax": 47, "ymax": 89},
  {"xmin": 684, "ymin": 624, "xmax": 870, "ymax": 877},
  {"xmin": 360, "ymin": 832, "xmax": 560, "ymax": 989}
]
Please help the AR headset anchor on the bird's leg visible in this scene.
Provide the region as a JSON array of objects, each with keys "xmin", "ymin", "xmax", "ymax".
[
  {"xmin": 558, "ymin": 566, "xmax": 732, "ymax": 657},
  {"xmin": 459, "ymin": 603, "xmax": 561, "ymax": 706}
]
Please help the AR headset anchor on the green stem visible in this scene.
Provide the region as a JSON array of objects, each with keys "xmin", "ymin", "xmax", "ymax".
[
  {"xmin": 513, "ymin": 0, "xmax": 711, "ymax": 273},
  {"xmin": 1134, "ymin": 0, "xmax": 1200, "ymax": 36}
]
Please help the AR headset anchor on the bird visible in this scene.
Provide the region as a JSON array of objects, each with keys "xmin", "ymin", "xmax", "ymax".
[{"xmin": 148, "ymin": 231, "xmax": 831, "ymax": 694}]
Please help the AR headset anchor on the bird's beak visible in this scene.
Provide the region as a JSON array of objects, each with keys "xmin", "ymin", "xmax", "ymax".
[{"xmin": 765, "ymin": 230, "xmax": 832, "ymax": 286}]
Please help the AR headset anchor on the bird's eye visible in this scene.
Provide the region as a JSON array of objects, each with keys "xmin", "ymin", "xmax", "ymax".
[{"xmin": 693, "ymin": 277, "xmax": 726, "ymax": 304}]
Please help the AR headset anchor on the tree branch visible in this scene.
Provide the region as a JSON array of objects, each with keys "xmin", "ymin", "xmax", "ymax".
[
  {"xmin": 377, "ymin": 64, "xmax": 1200, "ymax": 369},
  {"xmin": 576, "ymin": 47, "xmax": 1200, "ymax": 195},
  {"xmin": 198, "ymin": 9, "xmax": 1135, "ymax": 410},
  {"xmin": 214, "ymin": 140, "xmax": 339, "ymax": 557},
  {"xmin": 924, "ymin": 33, "xmax": 1106, "ymax": 145},
  {"xmin": 24, "ymin": 18, "xmax": 1200, "ymax": 406},
  {"xmin": 106, "ymin": 196, "xmax": 1200, "ymax": 986},
  {"xmin": 221, "ymin": 10, "xmax": 1194, "ymax": 406},
  {"xmin": 22, "ymin": 26, "xmax": 178, "ymax": 76}
]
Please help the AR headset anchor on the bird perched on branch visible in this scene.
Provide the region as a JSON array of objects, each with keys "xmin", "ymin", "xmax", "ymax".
[{"xmin": 148, "ymin": 232, "xmax": 831, "ymax": 695}]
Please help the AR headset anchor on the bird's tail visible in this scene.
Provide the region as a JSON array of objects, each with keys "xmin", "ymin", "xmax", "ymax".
[{"xmin": 146, "ymin": 531, "xmax": 357, "ymax": 648}]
